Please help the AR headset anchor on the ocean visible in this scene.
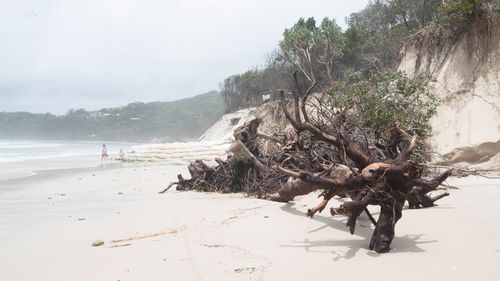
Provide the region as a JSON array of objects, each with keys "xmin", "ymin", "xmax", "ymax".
[
  {"xmin": 0, "ymin": 140, "xmax": 136, "ymax": 181},
  {"xmin": 0, "ymin": 110, "xmax": 252, "ymax": 183}
]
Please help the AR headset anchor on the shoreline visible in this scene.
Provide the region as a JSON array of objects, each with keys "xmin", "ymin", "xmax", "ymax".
[
  {"xmin": 0, "ymin": 139, "xmax": 145, "ymax": 183},
  {"xmin": 0, "ymin": 161, "xmax": 125, "ymax": 188}
]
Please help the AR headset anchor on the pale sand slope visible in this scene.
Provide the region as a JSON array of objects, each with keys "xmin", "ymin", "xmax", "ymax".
[{"xmin": 0, "ymin": 165, "xmax": 499, "ymax": 281}]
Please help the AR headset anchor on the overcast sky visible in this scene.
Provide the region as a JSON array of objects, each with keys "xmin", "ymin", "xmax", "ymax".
[{"xmin": 0, "ymin": 0, "xmax": 369, "ymax": 114}]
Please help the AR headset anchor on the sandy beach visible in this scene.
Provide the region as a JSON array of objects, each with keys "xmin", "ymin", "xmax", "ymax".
[{"xmin": 1, "ymin": 164, "xmax": 499, "ymax": 281}]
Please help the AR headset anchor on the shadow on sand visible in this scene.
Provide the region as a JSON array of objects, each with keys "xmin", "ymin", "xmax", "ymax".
[{"xmin": 279, "ymin": 202, "xmax": 438, "ymax": 260}]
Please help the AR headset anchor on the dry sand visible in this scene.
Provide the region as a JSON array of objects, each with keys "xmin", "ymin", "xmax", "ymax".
[{"xmin": 1, "ymin": 164, "xmax": 499, "ymax": 281}]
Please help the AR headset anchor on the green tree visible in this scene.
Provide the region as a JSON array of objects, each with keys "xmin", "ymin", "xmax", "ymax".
[
  {"xmin": 321, "ymin": 71, "xmax": 438, "ymax": 160},
  {"xmin": 313, "ymin": 18, "xmax": 345, "ymax": 83},
  {"xmin": 279, "ymin": 17, "xmax": 317, "ymax": 83},
  {"xmin": 437, "ymin": 0, "xmax": 497, "ymax": 32}
]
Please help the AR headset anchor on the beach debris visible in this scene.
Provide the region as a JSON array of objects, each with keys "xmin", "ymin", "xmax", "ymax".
[
  {"xmin": 78, "ymin": 218, "xmax": 86, "ymax": 221},
  {"xmin": 234, "ymin": 267, "xmax": 257, "ymax": 273},
  {"xmin": 164, "ymin": 73, "xmax": 457, "ymax": 253},
  {"xmin": 222, "ymin": 216, "xmax": 238, "ymax": 224},
  {"xmin": 109, "ymin": 243, "xmax": 131, "ymax": 248},
  {"xmin": 92, "ymin": 240, "xmax": 105, "ymax": 247},
  {"xmin": 110, "ymin": 227, "xmax": 184, "ymax": 244},
  {"xmin": 200, "ymin": 243, "xmax": 224, "ymax": 248}
]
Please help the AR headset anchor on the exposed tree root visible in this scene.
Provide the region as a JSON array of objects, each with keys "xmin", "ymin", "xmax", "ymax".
[{"xmin": 163, "ymin": 72, "xmax": 462, "ymax": 253}]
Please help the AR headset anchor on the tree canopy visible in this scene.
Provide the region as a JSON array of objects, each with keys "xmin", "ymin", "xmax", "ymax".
[{"xmin": 220, "ymin": 0, "xmax": 498, "ymax": 113}]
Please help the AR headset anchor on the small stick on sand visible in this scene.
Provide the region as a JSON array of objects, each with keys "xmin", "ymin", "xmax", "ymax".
[{"xmin": 111, "ymin": 227, "xmax": 184, "ymax": 244}]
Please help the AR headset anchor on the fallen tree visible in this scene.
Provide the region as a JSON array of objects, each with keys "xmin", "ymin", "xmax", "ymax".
[{"xmin": 163, "ymin": 71, "xmax": 454, "ymax": 253}]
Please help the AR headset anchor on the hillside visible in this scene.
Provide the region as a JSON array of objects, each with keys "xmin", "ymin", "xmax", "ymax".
[{"xmin": 0, "ymin": 91, "xmax": 225, "ymax": 142}]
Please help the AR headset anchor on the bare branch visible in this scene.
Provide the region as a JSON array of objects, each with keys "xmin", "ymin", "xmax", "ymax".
[{"xmin": 292, "ymin": 72, "xmax": 302, "ymax": 123}]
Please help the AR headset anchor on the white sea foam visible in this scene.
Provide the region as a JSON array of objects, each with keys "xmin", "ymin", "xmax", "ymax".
[
  {"xmin": 124, "ymin": 141, "xmax": 231, "ymax": 164},
  {"xmin": 0, "ymin": 141, "xmax": 98, "ymax": 163},
  {"xmin": 0, "ymin": 152, "xmax": 97, "ymax": 163},
  {"xmin": 0, "ymin": 143, "xmax": 67, "ymax": 149},
  {"xmin": 0, "ymin": 140, "xmax": 134, "ymax": 181}
]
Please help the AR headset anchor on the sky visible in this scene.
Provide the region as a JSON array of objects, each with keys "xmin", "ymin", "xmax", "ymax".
[{"xmin": 0, "ymin": 0, "xmax": 370, "ymax": 114}]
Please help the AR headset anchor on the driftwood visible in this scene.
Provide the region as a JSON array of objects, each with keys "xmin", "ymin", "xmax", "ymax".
[
  {"xmin": 159, "ymin": 174, "xmax": 190, "ymax": 193},
  {"xmin": 407, "ymin": 169, "xmax": 452, "ymax": 208},
  {"xmin": 163, "ymin": 72, "xmax": 455, "ymax": 253},
  {"xmin": 268, "ymin": 73, "xmax": 453, "ymax": 252},
  {"xmin": 230, "ymin": 140, "xmax": 267, "ymax": 173}
]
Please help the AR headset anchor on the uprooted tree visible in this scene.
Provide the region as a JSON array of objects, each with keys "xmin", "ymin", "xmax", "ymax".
[{"xmin": 162, "ymin": 71, "xmax": 454, "ymax": 253}]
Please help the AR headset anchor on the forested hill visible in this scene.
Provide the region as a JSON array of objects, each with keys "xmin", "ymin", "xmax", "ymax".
[{"xmin": 0, "ymin": 91, "xmax": 224, "ymax": 142}]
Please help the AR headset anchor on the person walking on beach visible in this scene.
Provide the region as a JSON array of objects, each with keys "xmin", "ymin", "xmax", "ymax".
[
  {"xmin": 118, "ymin": 148, "xmax": 125, "ymax": 160},
  {"xmin": 101, "ymin": 144, "xmax": 108, "ymax": 163}
]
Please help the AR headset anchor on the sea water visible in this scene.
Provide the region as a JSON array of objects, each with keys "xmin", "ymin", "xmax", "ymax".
[
  {"xmin": 0, "ymin": 109, "xmax": 254, "ymax": 182},
  {"xmin": 0, "ymin": 140, "xmax": 135, "ymax": 181}
]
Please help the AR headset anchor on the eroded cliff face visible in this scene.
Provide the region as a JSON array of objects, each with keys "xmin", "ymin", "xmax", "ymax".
[{"xmin": 398, "ymin": 11, "xmax": 500, "ymax": 162}]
